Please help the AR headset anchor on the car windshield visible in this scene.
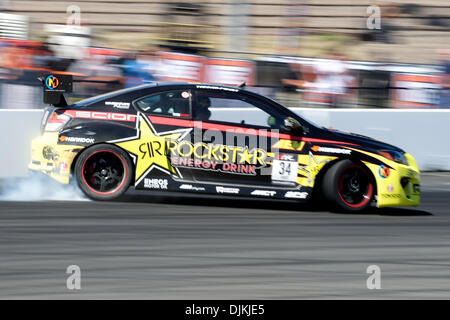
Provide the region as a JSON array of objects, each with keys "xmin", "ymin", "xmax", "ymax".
[{"xmin": 269, "ymin": 99, "xmax": 321, "ymax": 129}]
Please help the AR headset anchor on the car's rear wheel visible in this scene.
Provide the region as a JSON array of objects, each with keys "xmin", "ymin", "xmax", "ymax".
[
  {"xmin": 75, "ymin": 144, "xmax": 133, "ymax": 200},
  {"xmin": 322, "ymin": 160, "xmax": 374, "ymax": 212}
]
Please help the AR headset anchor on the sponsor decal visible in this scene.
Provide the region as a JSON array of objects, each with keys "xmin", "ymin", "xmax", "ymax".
[
  {"xmin": 110, "ymin": 114, "xmax": 191, "ymax": 184},
  {"xmin": 196, "ymin": 85, "xmax": 239, "ymax": 92},
  {"xmin": 284, "ymin": 191, "xmax": 308, "ymax": 199},
  {"xmin": 251, "ymin": 190, "xmax": 276, "ymax": 197},
  {"xmin": 57, "ymin": 161, "xmax": 68, "ymax": 174},
  {"xmin": 64, "ymin": 110, "xmax": 137, "ymax": 122},
  {"xmin": 278, "ymin": 154, "xmax": 295, "ymax": 161},
  {"xmin": 171, "ymin": 112, "xmax": 190, "ymax": 118},
  {"xmin": 59, "ymin": 136, "xmax": 95, "ymax": 144},
  {"xmin": 379, "ymin": 165, "xmax": 390, "ymax": 179},
  {"xmin": 181, "ymin": 91, "xmax": 191, "ymax": 99},
  {"xmin": 144, "ymin": 178, "xmax": 168, "ymax": 189},
  {"xmin": 381, "ymin": 193, "xmax": 401, "ymax": 199},
  {"xmin": 297, "ymin": 152, "xmax": 331, "ymax": 186},
  {"xmin": 387, "ymin": 184, "xmax": 394, "ymax": 193},
  {"xmin": 169, "ymin": 141, "xmax": 266, "ymax": 176},
  {"xmin": 105, "ymin": 101, "xmax": 130, "ymax": 110},
  {"xmin": 272, "ymin": 139, "xmax": 305, "ymax": 151},
  {"xmin": 45, "ymin": 75, "xmax": 60, "ymax": 90},
  {"xmin": 216, "ymin": 186, "xmax": 240, "ymax": 194},
  {"xmin": 310, "ymin": 145, "xmax": 351, "ymax": 155},
  {"xmin": 179, "ymin": 184, "xmax": 206, "ymax": 191}
]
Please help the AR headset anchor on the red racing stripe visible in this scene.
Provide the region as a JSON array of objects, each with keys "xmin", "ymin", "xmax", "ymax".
[
  {"xmin": 61, "ymin": 110, "xmax": 359, "ymax": 146},
  {"xmin": 149, "ymin": 116, "xmax": 359, "ymax": 146}
]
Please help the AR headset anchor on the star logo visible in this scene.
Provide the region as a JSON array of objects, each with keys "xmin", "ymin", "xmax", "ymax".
[
  {"xmin": 298, "ymin": 151, "xmax": 331, "ymax": 186},
  {"xmin": 110, "ymin": 113, "xmax": 191, "ymax": 185},
  {"xmin": 238, "ymin": 147, "xmax": 251, "ymax": 164}
]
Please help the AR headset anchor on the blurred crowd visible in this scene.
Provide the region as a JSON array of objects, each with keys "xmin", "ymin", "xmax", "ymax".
[
  {"xmin": 0, "ymin": 39, "xmax": 158, "ymax": 90},
  {"xmin": 439, "ymin": 49, "xmax": 450, "ymax": 108},
  {"xmin": 0, "ymin": 0, "xmax": 449, "ymax": 109},
  {"xmin": 0, "ymin": 37, "xmax": 449, "ymax": 109}
]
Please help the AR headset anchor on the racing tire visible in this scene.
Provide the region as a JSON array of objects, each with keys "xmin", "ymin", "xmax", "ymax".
[
  {"xmin": 75, "ymin": 144, "xmax": 133, "ymax": 201},
  {"xmin": 322, "ymin": 160, "xmax": 374, "ymax": 213}
]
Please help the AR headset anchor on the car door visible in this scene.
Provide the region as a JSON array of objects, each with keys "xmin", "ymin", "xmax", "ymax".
[
  {"xmin": 189, "ymin": 88, "xmax": 298, "ymax": 188},
  {"xmin": 130, "ymin": 88, "xmax": 197, "ymax": 188}
]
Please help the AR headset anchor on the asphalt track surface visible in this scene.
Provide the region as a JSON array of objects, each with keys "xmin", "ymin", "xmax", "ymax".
[{"xmin": 1, "ymin": 173, "xmax": 450, "ymax": 299}]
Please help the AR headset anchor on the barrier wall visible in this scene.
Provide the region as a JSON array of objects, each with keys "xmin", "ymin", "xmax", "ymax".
[
  {"xmin": 0, "ymin": 110, "xmax": 43, "ymax": 178},
  {"xmin": 296, "ymin": 109, "xmax": 450, "ymax": 171},
  {"xmin": 213, "ymin": 108, "xmax": 450, "ymax": 171},
  {"xmin": 1, "ymin": 108, "xmax": 449, "ymax": 178}
]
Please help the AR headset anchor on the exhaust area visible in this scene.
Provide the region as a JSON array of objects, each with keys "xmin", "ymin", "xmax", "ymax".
[{"xmin": 0, "ymin": 173, "xmax": 88, "ymax": 202}]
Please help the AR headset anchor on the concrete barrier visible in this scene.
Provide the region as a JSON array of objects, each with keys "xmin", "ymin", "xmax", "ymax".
[
  {"xmin": 0, "ymin": 110, "xmax": 43, "ymax": 178},
  {"xmin": 212, "ymin": 107, "xmax": 450, "ymax": 171},
  {"xmin": 1, "ymin": 108, "xmax": 449, "ymax": 178},
  {"xmin": 295, "ymin": 108, "xmax": 450, "ymax": 171}
]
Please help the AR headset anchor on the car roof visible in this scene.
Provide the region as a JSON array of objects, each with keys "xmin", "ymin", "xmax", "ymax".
[
  {"xmin": 73, "ymin": 82, "xmax": 262, "ymax": 108},
  {"xmin": 154, "ymin": 82, "xmax": 243, "ymax": 91}
]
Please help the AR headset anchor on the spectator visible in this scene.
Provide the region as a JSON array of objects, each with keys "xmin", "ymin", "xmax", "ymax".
[{"xmin": 305, "ymin": 55, "xmax": 354, "ymax": 107}]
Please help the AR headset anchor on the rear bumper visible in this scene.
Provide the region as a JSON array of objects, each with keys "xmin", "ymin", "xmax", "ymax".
[{"xmin": 28, "ymin": 132, "xmax": 82, "ymax": 184}]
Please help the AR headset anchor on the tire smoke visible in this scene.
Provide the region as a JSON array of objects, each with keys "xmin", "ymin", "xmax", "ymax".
[{"xmin": 0, "ymin": 173, "xmax": 89, "ymax": 201}]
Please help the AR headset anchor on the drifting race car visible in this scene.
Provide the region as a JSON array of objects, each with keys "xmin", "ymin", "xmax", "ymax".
[{"xmin": 29, "ymin": 75, "xmax": 420, "ymax": 212}]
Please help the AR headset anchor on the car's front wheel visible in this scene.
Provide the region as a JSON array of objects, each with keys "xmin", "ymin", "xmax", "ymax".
[
  {"xmin": 75, "ymin": 144, "xmax": 133, "ymax": 200},
  {"xmin": 322, "ymin": 160, "xmax": 374, "ymax": 212}
]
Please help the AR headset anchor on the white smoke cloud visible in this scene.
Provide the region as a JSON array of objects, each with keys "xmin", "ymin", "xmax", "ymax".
[{"xmin": 0, "ymin": 173, "xmax": 88, "ymax": 201}]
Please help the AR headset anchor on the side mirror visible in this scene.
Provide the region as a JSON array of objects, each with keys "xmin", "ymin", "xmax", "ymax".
[{"xmin": 282, "ymin": 117, "xmax": 303, "ymax": 135}]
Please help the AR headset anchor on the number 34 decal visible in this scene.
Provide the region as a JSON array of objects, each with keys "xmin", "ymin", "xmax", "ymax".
[{"xmin": 272, "ymin": 159, "xmax": 298, "ymax": 183}]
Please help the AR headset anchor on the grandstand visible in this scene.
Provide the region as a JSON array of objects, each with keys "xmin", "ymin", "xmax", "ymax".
[{"xmin": 5, "ymin": 0, "xmax": 450, "ymax": 63}]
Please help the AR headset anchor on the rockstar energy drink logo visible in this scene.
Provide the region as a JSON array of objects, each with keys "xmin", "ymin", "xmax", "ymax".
[
  {"xmin": 45, "ymin": 75, "xmax": 60, "ymax": 90},
  {"xmin": 114, "ymin": 114, "xmax": 267, "ymax": 183},
  {"xmin": 168, "ymin": 141, "xmax": 267, "ymax": 175}
]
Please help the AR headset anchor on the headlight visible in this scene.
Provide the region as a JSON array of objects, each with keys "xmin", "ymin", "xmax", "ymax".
[{"xmin": 378, "ymin": 150, "xmax": 409, "ymax": 165}]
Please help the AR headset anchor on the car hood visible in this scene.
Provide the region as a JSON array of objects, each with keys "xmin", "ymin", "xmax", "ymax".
[{"xmin": 315, "ymin": 127, "xmax": 405, "ymax": 153}]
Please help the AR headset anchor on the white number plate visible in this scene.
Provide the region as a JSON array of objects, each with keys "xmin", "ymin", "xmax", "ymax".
[{"xmin": 272, "ymin": 160, "xmax": 298, "ymax": 182}]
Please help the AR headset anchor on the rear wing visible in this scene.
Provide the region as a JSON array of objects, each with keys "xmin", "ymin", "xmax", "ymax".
[{"xmin": 39, "ymin": 74, "xmax": 73, "ymax": 107}]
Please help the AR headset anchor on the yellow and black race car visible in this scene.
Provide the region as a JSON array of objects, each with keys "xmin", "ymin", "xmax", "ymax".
[{"xmin": 29, "ymin": 76, "xmax": 420, "ymax": 212}]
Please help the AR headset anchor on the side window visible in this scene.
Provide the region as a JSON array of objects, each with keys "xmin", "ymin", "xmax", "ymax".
[
  {"xmin": 134, "ymin": 90, "xmax": 191, "ymax": 118},
  {"xmin": 194, "ymin": 90, "xmax": 282, "ymax": 128}
]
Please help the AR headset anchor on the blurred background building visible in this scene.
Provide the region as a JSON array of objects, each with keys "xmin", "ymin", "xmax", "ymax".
[{"xmin": 0, "ymin": 0, "xmax": 448, "ymax": 109}]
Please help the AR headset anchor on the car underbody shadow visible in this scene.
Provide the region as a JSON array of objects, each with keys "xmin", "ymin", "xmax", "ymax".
[
  {"xmin": 119, "ymin": 189, "xmax": 326, "ymax": 213},
  {"xmin": 329, "ymin": 205, "xmax": 433, "ymax": 216},
  {"xmin": 372, "ymin": 207, "xmax": 433, "ymax": 216}
]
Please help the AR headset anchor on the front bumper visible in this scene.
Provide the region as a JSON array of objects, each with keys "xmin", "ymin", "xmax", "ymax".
[
  {"xmin": 28, "ymin": 132, "xmax": 83, "ymax": 184},
  {"xmin": 364, "ymin": 153, "xmax": 420, "ymax": 208}
]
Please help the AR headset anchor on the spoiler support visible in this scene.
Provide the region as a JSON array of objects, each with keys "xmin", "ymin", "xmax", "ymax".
[{"xmin": 39, "ymin": 74, "xmax": 73, "ymax": 107}]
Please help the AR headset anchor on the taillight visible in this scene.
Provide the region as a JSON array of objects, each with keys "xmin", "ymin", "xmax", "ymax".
[{"xmin": 44, "ymin": 111, "xmax": 71, "ymax": 132}]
